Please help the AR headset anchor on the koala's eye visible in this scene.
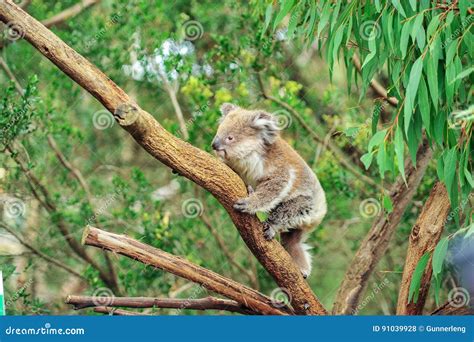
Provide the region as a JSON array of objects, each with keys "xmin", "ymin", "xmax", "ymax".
[{"xmin": 226, "ymin": 135, "xmax": 234, "ymax": 142}]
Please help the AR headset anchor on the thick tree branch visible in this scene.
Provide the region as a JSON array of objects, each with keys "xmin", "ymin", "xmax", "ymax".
[
  {"xmin": 397, "ymin": 183, "xmax": 450, "ymax": 315},
  {"xmin": 0, "ymin": 1, "xmax": 326, "ymax": 315},
  {"xmin": 431, "ymin": 301, "xmax": 474, "ymax": 315},
  {"xmin": 82, "ymin": 226, "xmax": 289, "ymax": 315},
  {"xmin": 332, "ymin": 139, "xmax": 433, "ymax": 314},
  {"xmin": 66, "ymin": 295, "xmax": 257, "ymax": 315}
]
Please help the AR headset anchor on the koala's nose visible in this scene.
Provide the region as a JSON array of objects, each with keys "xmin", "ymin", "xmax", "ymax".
[{"xmin": 212, "ymin": 137, "xmax": 222, "ymax": 150}]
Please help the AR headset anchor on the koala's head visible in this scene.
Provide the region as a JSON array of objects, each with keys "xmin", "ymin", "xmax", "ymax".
[{"xmin": 211, "ymin": 103, "xmax": 280, "ymax": 161}]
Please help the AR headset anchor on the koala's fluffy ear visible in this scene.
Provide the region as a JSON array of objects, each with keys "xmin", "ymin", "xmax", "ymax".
[
  {"xmin": 220, "ymin": 103, "xmax": 239, "ymax": 117},
  {"xmin": 251, "ymin": 111, "xmax": 280, "ymax": 145}
]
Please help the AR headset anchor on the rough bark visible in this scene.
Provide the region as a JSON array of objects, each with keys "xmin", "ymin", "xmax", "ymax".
[
  {"xmin": 396, "ymin": 183, "xmax": 450, "ymax": 315},
  {"xmin": 332, "ymin": 139, "xmax": 433, "ymax": 314},
  {"xmin": 66, "ymin": 295, "xmax": 257, "ymax": 315},
  {"xmin": 82, "ymin": 226, "xmax": 288, "ymax": 315},
  {"xmin": 431, "ymin": 302, "xmax": 474, "ymax": 315},
  {"xmin": 0, "ymin": 0, "xmax": 326, "ymax": 315}
]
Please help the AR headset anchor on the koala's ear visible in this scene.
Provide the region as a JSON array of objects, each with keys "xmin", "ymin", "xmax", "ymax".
[
  {"xmin": 251, "ymin": 111, "xmax": 280, "ymax": 145},
  {"xmin": 220, "ymin": 103, "xmax": 239, "ymax": 117}
]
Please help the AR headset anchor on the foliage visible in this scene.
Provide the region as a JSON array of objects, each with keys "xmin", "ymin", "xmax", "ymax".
[{"xmin": 0, "ymin": 0, "xmax": 471, "ymax": 315}]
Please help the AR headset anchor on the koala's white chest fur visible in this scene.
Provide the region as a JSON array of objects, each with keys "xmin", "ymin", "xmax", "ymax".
[{"xmin": 228, "ymin": 151, "xmax": 265, "ymax": 187}]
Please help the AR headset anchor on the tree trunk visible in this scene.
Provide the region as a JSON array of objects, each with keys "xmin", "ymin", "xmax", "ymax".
[
  {"xmin": 332, "ymin": 139, "xmax": 432, "ymax": 314},
  {"xmin": 396, "ymin": 183, "xmax": 450, "ymax": 315}
]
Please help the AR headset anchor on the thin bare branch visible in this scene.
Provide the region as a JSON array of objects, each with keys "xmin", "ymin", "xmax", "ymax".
[
  {"xmin": 66, "ymin": 295, "xmax": 257, "ymax": 314},
  {"xmin": 41, "ymin": 0, "xmax": 101, "ymax": 28},
  {"xmin": 82, "ymin": 226, "xmax": 290, "ymax": 315}
]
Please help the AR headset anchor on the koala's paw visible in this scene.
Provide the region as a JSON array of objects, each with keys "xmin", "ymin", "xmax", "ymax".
[
  {"xmin": 247, "ymin": 185, "xmax": 254, "ymax": 195},
  {"xmin": 233, "ymin": 198, "xmax": 254, "ymax": 213},
  {"xmin": 262, "ymin": 222, "xmax": 276, "ymax": 240}
]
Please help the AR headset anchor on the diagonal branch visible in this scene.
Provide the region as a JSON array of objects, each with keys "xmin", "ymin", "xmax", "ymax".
[
  {"xmin": 332, "ymin": 139, "xmax": 433, "ymax": 314},
  {"xmin": 66, "ymin": 295, "xmax": 257, "ymax": 315},
  {"xmin": 0, "ymin": 1, "xmax": 327, "ymax": 315},
  {"xmin": 82, "ymin": 226, "xmax": 289, "ymax": 315},
  {"xmin": 396, "ymin": 182, "xmax": 450, "ymax": 315},
  {"xmin": 351, "ymin": 54, "xmax": 398, "ymax": 108},
  {"xmin": 41, "ymin": 0, "xmax": 101, "ymax": 28}
]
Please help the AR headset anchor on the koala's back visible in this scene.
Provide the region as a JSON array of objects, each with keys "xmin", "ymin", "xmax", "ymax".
[{"xmin": 264, "ymin": 138, "xmax": 327, "ymax": 227}]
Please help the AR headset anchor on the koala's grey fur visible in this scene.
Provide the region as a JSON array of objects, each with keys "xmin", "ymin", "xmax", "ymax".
[{"xmin": 212, "ymin": 103, "xmax": 327, "ymax": 278}]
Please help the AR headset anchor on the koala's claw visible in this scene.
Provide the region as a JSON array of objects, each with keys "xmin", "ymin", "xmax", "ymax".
[
  {"xmin": 262, "ymin": 222, "xmax": 276, "ymax": 240},
  {"xmin": 233, "ymin": 198, "xmax": 250, "ymax": 212},
  {"xmin": 247, "ymin": 185, "xmax": 254, "ymax": 195}
]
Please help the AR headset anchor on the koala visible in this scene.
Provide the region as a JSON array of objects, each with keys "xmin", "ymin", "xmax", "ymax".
[{"xmin": 211, "ymin": 103, "xmax": 327, "ymax": 278}]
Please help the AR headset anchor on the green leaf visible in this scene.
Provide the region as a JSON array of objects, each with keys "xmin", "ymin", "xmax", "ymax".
[
  {"xmin": 411, "ymin": 14, "xmax": 423, "ymax": 41},
  {"xmin": 273, "ymin": 0, "xmax": 295, "ymax": 31},
  {"xmin": 427, "ymin": 55, "xmax": 439, "ymax": 110},
  {"xmin": 443, "ymin": 147, "xmax": 457, "ymax": 200},
  {"xmin": 263, "ymin": 4, "xmax": 274, "ymax": 32},
  {"xmin": 361, "ymin": 152, "xmax": 374, "ymax": 170},
  {"xmin": 432, "ymin": 237, "xmax": 449, "ymax": 277},
  {"xmin": 409, "ymin": 0, "xmax": 417, "ymax": 11},
  {"xmin": 404, "ymin": 57, "xmax": 423, "ymax": 134},
  {"xmin": 256, "ymin": 211, "xmax": 268, "ymax": 222},
  {"xmin": 391, "ymin": 0, "xmax": 406, "ymax": 18},
  {"xmin": 383, "ymin": 195, "xmax": 393, "ymax": 213},
  {"xmin": 427, "ymin": 14, "xmax": 440, "ymax": 40},
  {"xmin": 400, "ymin": 22, "xmax": 412, "ymax": 58},
  {"xmin": 418, "ymin": 76, "xmax": 430, "ymax": 133},
  {"xmin": 316, "ymin": 1, "xmax": 331, "ymax": 39},
  {"xmin": 368, "ymin": 129, "xmax": 387, "ymax": 152},
  {"xmin": 450, "ymin": 66, "xmax": 474, "ymax": 84},
  {"xmin": 408, "ymin": 252, "xmax": 431, "ymax": 303},
  {"xmin": 394, "ymin": 126, "xmax": 406, "ymax": 182}
]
